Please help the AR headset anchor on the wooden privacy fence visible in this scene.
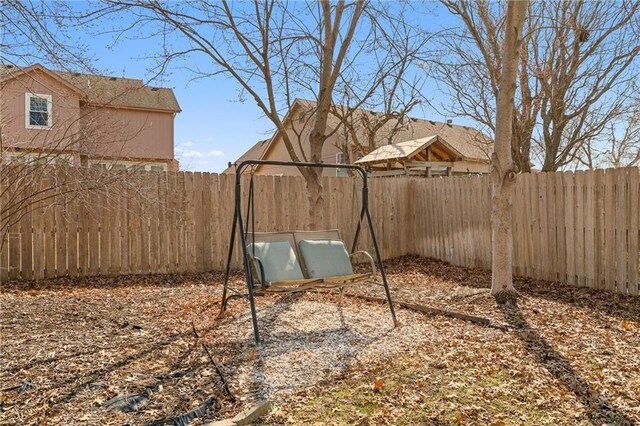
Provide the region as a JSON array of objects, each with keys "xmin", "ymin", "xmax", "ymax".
[
  {"xmin": 1, "ymin": 166, "xmax": 638, "ymax": 295},
  {"xmin": 411, "ymin": 167, "xmax": 639, "ymax": 296},
  {"xmin": 0, "ymin": 167, "xmax": 414, "ymax": 282}
]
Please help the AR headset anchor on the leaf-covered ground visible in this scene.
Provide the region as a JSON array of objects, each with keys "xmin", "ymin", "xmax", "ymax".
[
  {"xmin": 1, "ymin": 256, "xmax": 638, "ymax": 425},
  {"xmin": 265, "ymin": 257, "xmax": 640, "ymax": 425}
]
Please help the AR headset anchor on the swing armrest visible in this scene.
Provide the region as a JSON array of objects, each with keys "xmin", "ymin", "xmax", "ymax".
[
  {"xmin": 349, "ymin": 251, "xmax": 376, "ymax": 280},
  {"xmin": 249, "ymin": 256, "xmax": 268, "ymax": 288}
]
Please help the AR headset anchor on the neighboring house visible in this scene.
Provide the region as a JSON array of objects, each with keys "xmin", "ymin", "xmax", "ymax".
[
  {"xmin": 0, "ymin": 63, "xmax": 181, "ymax": 171},
  {"xmin": 225, "ymin": 99, "xmax": 492, "ymax": 177}
]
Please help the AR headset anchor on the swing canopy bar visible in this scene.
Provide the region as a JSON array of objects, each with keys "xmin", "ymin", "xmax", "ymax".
[{"xmin": 221, "ymin": 160, "xmax": 398, "ymax": 345}]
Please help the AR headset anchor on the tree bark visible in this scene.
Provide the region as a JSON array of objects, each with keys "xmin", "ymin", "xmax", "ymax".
[
  {"xmin": 491, "ymin": 0, "xmax": 527, "ymax": 302},
  {"xmin": 306, "ymin": 130, "xmax": 326, "ymax": 230}
]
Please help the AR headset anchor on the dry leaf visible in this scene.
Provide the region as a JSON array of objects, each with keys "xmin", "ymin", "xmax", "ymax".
[{"xmin": 373, "ymin": 379, "xmax": 384, "ymax": 392}]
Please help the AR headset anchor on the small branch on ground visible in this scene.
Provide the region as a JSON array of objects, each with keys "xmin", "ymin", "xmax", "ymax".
[
  {"xmin": 191, "ymin": 321, "xmax": 236, "ymax": 402},
  {"xmin": 347, "ymin": 293, "xmax": 494, "ymax": 327}
]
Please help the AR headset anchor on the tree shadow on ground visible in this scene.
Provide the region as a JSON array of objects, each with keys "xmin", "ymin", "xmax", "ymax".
[
  {"xmin": 388, "ymin": 256, "xmax": 640, "ymax": 323},
  {"xmin": 44, "ymin": 329, "xmax": 196, "ymax": 405},
  {"xmin": 498, "ymin": 302, "xmax": 635, "ymax": 426},
  {"xmin": 0, "ymin": 270, "xmax": 245, "ymax": 293},
  {"xmin": 512, "ymin": 277, "xmax": 640, "ymax": 323},
  {"xmin": 207, "ymin": 291, "xmax": 393, "ymax": 402}
]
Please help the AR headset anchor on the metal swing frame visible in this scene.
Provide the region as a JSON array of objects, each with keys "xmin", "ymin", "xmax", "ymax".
[{"xmin": 220, "ymin": 160, "xmax": 398, "ymax": 345}]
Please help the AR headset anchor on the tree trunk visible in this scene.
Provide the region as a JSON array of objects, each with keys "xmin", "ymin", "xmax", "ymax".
[
  {"xmin": 491, "ymin": 0, "xmax": 527, "ymax": 303},
  {"xmin": 306, "ymin": 169, "xmax": 324, "ymax": 230},
  {"xmin": 306, "ymin": 121, "xmax": 327, "ymax": 230}
]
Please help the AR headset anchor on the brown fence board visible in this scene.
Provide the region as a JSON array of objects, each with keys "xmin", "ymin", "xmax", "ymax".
[
  {"xmin": 615, "ymin": 168, "xmax": 627, "ymax": 292},
  {"xmin": 595, "ymin": 169, "xmax": 606, "ymax": 290},
  {"xmin": 43, "ymin": 172, "xmax": 57, "ymax": 279},
  {"xmin": 628, "ymin": 167, "xmax": 639, "ymax": 295},
  {"xmin": 19, "ymin": 180, "xmax": 33, "ymax": 280},
  {"xmin": 604, "ymin": 170, "xmax": 616, "ymax": 292},
  {"xmin": 583, "ymin": 171, "xmax": 595, "ymax": 289}
]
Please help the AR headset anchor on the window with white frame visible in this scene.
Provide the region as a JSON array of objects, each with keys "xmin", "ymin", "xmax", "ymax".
[
  {"xmin": 25, "ymin": 93, "xmax": 52, "ymax": 129},
  {"xmin": 336, "ymin": 152, "xmax": 348, "ymax": 177},
  {"xmin": 2, "ymin": 151, "xmax": 72, "ymax": 166}
]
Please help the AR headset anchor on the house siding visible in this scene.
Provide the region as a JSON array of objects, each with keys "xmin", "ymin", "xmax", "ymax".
[
  {"xmin": 79, "ymin": 107, "xmax": 175, "ymax": 161},
  {"xmin": 1, "ymin": 67, "xmax": 178, "ymax": 170},
  {"xmin": 259, "ymin": 108, "xmax": 352, "ymax": 176},
  {"xmin": 1, "ymin": 69, "xmax": 82, "ymax": 153}
]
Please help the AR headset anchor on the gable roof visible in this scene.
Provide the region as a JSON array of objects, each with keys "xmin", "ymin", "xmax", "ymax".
[
  {"xmin": 223, "ymin": 139, "xmax": 270, "ymax": 174},
  {"xmin": 0, "ymin": 63, "xmax": 86, "ymax": 97},
  {"xmin": 355, "ymin": 135, "xmax": 454, "ymax": 165},
  {"xmin": 0, "ymin": 64, "xmax": 181, "ymax": 113},
  {"xmin": 56, "ymin": 71, "xmax": 181, "ymax": 112},
  {"xmin": 254, "ymin": 99, "xmax": 491, "ymax": 164}
]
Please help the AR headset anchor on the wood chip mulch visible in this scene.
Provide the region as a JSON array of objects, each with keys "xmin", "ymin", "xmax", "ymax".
[{"xmin": 1, "ymin": 256, "xmax": 638, "ymax": 425}]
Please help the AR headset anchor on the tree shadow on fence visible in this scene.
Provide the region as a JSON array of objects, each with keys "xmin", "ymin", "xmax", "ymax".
[{"xmin": 499, "ymin": 302, "xmax": 635, "ymax": 426}]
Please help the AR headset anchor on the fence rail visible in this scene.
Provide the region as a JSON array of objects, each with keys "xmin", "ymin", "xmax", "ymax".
[{"xmin": 1, "ymin": 166, "xmax": 638, "ymax": 295}]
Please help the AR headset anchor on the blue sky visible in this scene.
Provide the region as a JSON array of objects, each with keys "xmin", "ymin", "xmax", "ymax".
[{"xmin": 14, "ymin": 1, "xmax": 464, "ymax": 173}]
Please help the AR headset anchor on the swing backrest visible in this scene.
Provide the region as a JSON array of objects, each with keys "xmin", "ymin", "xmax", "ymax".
[
  {"xmin": 247, "ymin": 232, "xmax": 304, "ymax": 283},
  {"xmin": 293, "ymin": 230, "xmax": 354, "ymax": 279}
]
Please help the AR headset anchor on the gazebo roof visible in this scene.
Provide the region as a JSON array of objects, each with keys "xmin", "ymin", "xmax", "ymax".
[{"xmin": 355, "ymin": 135, "xmax": 463, "ymax": 165}]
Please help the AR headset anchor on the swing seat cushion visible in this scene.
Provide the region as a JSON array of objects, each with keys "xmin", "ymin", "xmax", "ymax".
[
  {"xmin": 247, "ymin": 241, "xmax": 305, "ymax": 283},
  {"xmin": 298, "ymin": 239, "xmax": 354, "ymax": 278}
]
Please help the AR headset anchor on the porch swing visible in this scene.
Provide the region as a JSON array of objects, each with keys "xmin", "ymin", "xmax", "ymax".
[{"xmin": 220, "ymin": 160, "xmax": 398, "ymax": 345}]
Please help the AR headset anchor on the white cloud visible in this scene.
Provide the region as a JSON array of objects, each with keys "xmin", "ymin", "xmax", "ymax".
[
  {"xmin": 181, "ymin": 141, "xmax": 195, "ymax": 147},
  {"xmin": 181, "ymin": 149, "xmax": 204, "ymax": 158},
  {"xmin": 206, "ymin": 150, "xmax": 225, "ymax": 157}
]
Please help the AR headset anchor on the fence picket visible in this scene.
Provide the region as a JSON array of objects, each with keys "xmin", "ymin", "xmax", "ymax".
[{"xmin": 628, "ymin": 167, "xmax": 639, "ymax": 295}]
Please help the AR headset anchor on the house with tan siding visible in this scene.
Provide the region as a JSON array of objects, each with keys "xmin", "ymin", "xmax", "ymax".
[
  {"xmin": 225, "ymin": 99, "xmax": 492, "ymax": 177},
  {"xmin": 0, "ymin": 64, "xmax": 181, "ymax": 171}
]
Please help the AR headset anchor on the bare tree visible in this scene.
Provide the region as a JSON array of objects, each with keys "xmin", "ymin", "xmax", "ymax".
[
  {"xmin": 0, "ymin": 0, "xmax": 96, "ymax": 73},
  {"xmin": 330, "ymin": 10, "xmax": 430, "ymax": 162},
  {"xmin": 0, "ymin": 1, "xmax": 171, "ymax": 256},
  {"xmin": 433, "ymin": 0, "xmax": 639, "ymax": 172},
  {"xmin": 84, "ymin": 0, "xmax": 426, "ymax": 228},
  {"xmin": 578, "ymin": 95, "xmax": 640, "ymax": 169},
  {"xmin": 0, "ymin": 73, "xmax": 156, "ymax": 254},
  {"xmin": 488, "ymin": 0, "xmax": 526, "ymax": 300}
]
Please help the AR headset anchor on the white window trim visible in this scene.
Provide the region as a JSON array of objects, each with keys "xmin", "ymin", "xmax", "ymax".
[
  {"xmin": 335, "ymin": 152, "xmax": 348, "ymax": 177},
  {"xmin": 25, "ymin": 93, "xmax": 52, "ymax": 129},
  {"xmin": 88, "ymin": 159, "xmax": 167, "ymax": 172},
  {"xmin": 2, "ymin": 151, "xmax": 72, "ymax": 166}
]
